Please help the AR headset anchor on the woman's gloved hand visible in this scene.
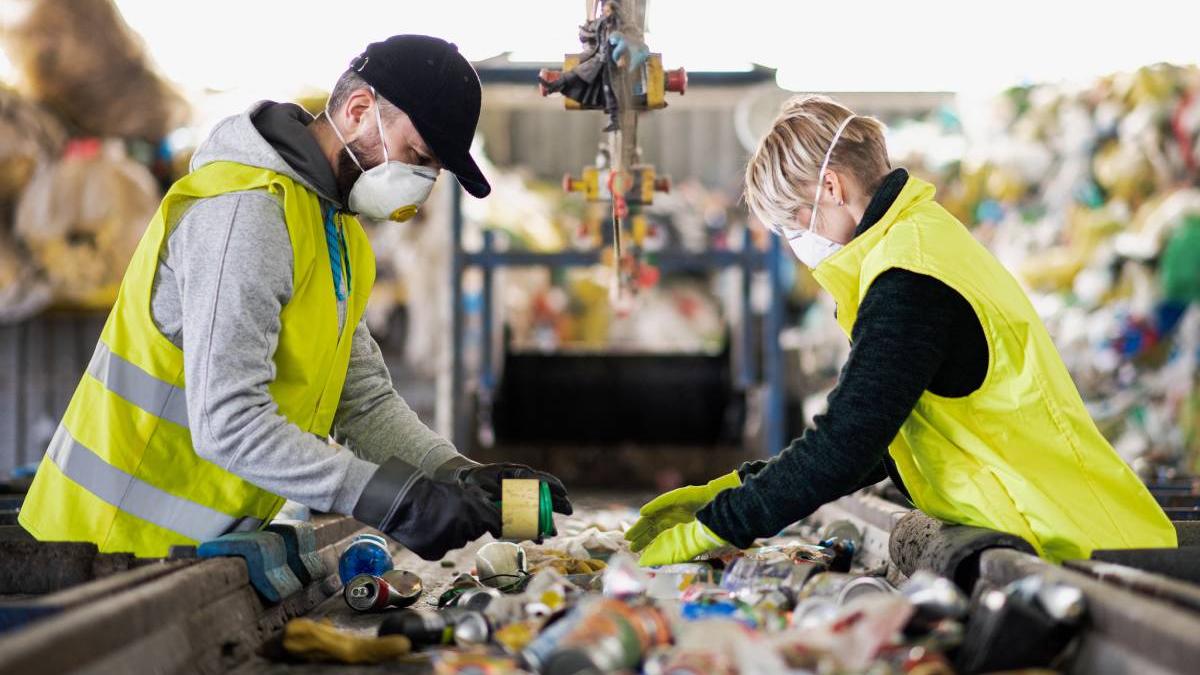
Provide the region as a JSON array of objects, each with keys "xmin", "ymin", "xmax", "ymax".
[
  {"xmin": 625, "ymin": 470, "xmax": 740, "ymax": 552},
  {"xmin": 435, "ymin": 456, "xmax": 573, "ymax": 516},
  {"xmin": 353, "ymin": 458, "xmax": 501, "ymax": 560},
  {"xmin": 636, "ymin": 519, "xmax": 729, "ymax": 567}
]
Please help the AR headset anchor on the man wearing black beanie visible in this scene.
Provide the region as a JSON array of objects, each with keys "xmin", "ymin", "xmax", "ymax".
[{"xmin": 21, "ymin": 36, "xmax": 572, "ymax": 561}]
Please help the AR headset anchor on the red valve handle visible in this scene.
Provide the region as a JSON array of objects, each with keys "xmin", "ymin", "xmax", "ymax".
[{"xmin": 665, "ymin": 68, "xmax": 688, "ymax": 95}]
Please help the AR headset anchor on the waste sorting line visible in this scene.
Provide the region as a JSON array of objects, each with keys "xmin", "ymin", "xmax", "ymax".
[
  {"xmin": 4, "ymin": 488, "xmax": 1200, "ymax": 674},
  {"xmin": 248, "ymin": 489, "xmax": 1200, "ymax": 674}
]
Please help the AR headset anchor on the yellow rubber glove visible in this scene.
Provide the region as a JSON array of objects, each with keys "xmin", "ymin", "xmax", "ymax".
[
  {"xmin": 283, "ymin": 618, "xmax": 412, "ymax": 664},
  {"xmin": 625, "ymin": 470, "xmax": 740, "ymax": 552},
  {"xmin": 637, "ymin": 520, "xmax": 729, "ymax": 567}
]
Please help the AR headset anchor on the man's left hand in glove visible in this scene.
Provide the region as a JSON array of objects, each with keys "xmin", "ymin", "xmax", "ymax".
[{"xmin": 434, "ymin": 457, "xmax": 573, "ymax": 532}]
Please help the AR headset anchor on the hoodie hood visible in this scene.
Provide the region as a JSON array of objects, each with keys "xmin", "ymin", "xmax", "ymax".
[{"xmin": 190, "ymin": 101, "xmax": 343, "ymax": 207}]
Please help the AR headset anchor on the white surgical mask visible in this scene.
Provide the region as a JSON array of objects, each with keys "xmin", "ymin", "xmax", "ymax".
[
  {"xmin": 784, "ymin": 114, "xmax": 857, "ymax": 269},
  {"xmin": 787, "ymin": 229, "xmax": 845, "ymax": 269},
  {"xmin": 325, "ymin": 88, "xmax": 439, "ymax": 222}
]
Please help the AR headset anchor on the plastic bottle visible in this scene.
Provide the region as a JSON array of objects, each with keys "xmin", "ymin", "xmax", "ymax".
[
  {"xmin": 542, "ymin": 600, "xmax": 671, "ymax": 675},
  {"xmin": 337, "ymin": 533, "xmax": 393, "ymax": 585},
  {"xmin": 521, "ymin": 602, "xmax": 593, "ymax": 672}
]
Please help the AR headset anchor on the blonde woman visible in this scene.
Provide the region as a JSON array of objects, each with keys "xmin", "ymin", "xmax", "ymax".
[{"xmin": 629, "ymin": 95, "xmax": 1176, "ymax": 566}]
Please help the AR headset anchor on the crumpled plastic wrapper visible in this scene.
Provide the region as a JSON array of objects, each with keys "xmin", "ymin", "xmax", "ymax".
[
  {"xmin": 771, "ymin": 594, "xmax": 915, "ymax": 672},
  {"xmin": 652, "ymin": 618, "xmax": 790, "ymax": 675},
  {"xmin": 548, "ymin": 508, "xmax": 636, "ymax": 560},
  {"xmin": 550, "ymin": 526, "xmax": 629, "ymax": 561}
]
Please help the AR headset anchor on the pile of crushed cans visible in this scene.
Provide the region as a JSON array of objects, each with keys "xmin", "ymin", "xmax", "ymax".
[{"xmin": 333, "ymin": 519, "xmax": 1086, "ymax": 674}]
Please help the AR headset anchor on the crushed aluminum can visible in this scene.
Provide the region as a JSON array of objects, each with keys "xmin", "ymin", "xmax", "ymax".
[
  {"xmin": 451, "ymin": 611, "xmax": 493, "ymax": 647},
  {"xmin": 903, "ymin": 571, "xmax": 968, "ymax": 621},
  {"xmin": 379, "ymin": 608, "xmax": 481, "ymax": 649},
  {"xmin": 380, "ymin": 569, "xmax": 422, "ymax": 605},
  {"xmin": 456, "ymin": 586, "xmax": 503, "ymax": 612},
  {"xmin": 438, "ymin": 572, "xmax": 487, "ymax": 608},
  {"xmin": 836, "ymin": 575, "xmax": 897, "ymax": 606},
  {"xmin": 1036, "ymin": 583, "xmax": 1086, "ymax": 623},
  {"xmin": 1008, "ymin": 576, "xmax": 1086, "ymax": 623},
  {"xmin": 343, "ymin": 570, "xmax": 422, "ymax": 612},
  {"xmin": 955, "ymin": 576, "xmax": 1086, "ymax": 673},
  {"xmin": 791, "ymin": 596, "xmax": 839, "ymax": 629}
]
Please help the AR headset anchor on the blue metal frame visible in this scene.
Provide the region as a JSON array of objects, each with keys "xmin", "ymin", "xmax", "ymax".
[{"xmin": 448, "ymin": 182, "xmax": 787, "ymax": 456}]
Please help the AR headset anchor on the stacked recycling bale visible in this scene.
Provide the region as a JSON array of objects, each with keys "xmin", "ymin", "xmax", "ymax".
[
  {"xmin": 2, "ymin": 0, "xmax": 188, "ymax": 140},
  {"xmin": 13, "ymin": 139, "xmax": 159, "ymax": 308},
  {"xmin": 0, "ymin": 87, "xmax": 63, "ymax": 320},
  {"xmin": 0, "ymin": 0, "xmax": 187, "ymax": 318}
]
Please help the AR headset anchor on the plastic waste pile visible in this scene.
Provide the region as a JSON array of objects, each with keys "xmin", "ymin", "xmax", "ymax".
[
  {"xmin": 283, "ymin": 512, "xmax": 1086, "ymax": 674},
  {"xmin": 937, "ymin": 64, "xmax": 1200, "ymax": 481},
  {"xmin": 0, "ymin": 0, "xmax": 186, "ymax": 320}
]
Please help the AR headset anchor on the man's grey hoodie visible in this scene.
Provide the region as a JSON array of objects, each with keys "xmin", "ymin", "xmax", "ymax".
[{"xmin": 148, "ymin": 101, "xmax": 463, "ymax": 515}]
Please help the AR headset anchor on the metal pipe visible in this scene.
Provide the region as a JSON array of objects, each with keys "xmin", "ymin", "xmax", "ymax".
[
  {"xmin": 738, "ymin": 227, "xmax": 754, "ymax": 390},
  {"xmin": 764, "ymin": 235, "xmax": 786, "ymax": 455},
  {"xmin": 477, "ymin": 229, "xmax": 496, "ymax": 448},
  {"xmin": 450, "ymin": 182, "xmax": 467, "ymax": 446},
  {"xmin": 461, "ymin": 250, "xmax": 768, "ymax": 270}
]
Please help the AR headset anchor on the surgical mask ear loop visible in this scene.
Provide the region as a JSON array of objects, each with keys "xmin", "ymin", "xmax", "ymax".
[
  {"xmin": 369, "ymin": 86, "xmax": 391, "ymax": 165},
  {"xmin": 323, "ymin": 104, "xmax": 365, "ymax": 173},
  {"xmin": 809, "ymin": 114, "xmax": 857, "ymax": 234}
]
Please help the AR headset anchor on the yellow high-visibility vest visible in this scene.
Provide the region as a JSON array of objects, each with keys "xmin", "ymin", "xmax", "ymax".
[
  {"xmin": 812, "ymin": 175, "xmax": 1176, "ymax": 562},
  {"xmin": 20, "ymin": 161, "xmax": 376, "ymax": 557}
]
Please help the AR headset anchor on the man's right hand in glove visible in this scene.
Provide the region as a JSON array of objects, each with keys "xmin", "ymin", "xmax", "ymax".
[
  {"xmin": 353, "ymin": 458, "xmax": 501, "ymax": 560},
  {"xmin": 625, "ymin": 469, "xmax": 741, "ymax": 552}
]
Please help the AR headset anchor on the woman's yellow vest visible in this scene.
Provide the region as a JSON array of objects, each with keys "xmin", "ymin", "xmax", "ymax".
[
  {"xmin": 19, "ymin": 161, "xmax": 376, "ymax": 557},
  {"xmin": 812, "ymin": 175, "xmax": 1175, "ymax": 562}
]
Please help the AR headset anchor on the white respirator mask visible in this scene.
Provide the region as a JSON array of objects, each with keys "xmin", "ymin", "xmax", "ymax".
[
  {"xmin": 784, "ymin": 114, "xmax": 857, "ymax": 269},
  {"xmin": 325, "ymin": 88, "xmax": 439, "ymax": 222}
]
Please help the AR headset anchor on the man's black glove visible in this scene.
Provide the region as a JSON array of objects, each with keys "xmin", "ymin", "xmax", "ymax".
[
  {"xmin": 434, "ymin": 457, "xmax": 573, "ymax": 517},
  {"xmin": 353, "ymin": 458, "xmax": 501, "ymax": 560}
]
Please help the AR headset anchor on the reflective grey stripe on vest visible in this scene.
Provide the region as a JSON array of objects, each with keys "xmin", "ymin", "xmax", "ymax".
[
  {"xmin": 46, "ymin": 425, "xmax": 263, "ymax": 543},
  {"xmin": 87, "ymin": 342, "xmax": 189, "ymax": 429}
]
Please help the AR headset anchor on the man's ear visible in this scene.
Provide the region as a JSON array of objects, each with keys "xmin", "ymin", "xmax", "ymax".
[{"xmin": 342, "ymin": 87, "xmax": 375, "ymax": 131}]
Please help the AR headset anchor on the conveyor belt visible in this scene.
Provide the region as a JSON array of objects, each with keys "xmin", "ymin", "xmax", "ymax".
[{"xmin": 5, "ymin": 492, "xmax": 1200, "ymax": 674}]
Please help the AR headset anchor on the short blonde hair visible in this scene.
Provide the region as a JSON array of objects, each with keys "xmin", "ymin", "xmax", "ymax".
[{"xmin": 744, "ymin": 95, "xmax": 890, "ymax": 230}]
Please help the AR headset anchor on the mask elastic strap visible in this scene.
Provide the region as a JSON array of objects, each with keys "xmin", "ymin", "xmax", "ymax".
[
  {"xmin": 323, "ymin": 105, "xmax": 365, "ymax": 173},
  {"xmin": 809, "ymin": 114, "xmax": 857, "ymax": 232},
  {"xmin": 370, "ymin": 87, "xmax": 391, "ymax": 165}
]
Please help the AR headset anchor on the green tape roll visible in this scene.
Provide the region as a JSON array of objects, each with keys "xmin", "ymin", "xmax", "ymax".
[{"xmin": 539, "ymin": 480, "xmax": 554, "ymax": 538}]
